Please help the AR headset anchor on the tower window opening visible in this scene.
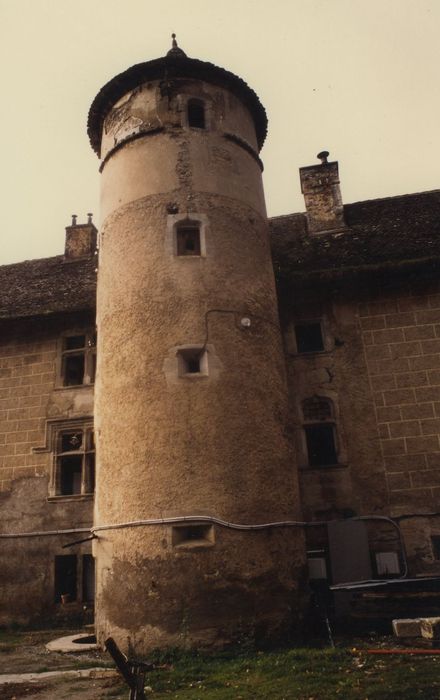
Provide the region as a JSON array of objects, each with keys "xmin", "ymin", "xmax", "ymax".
[
  {"xmin": 295, "ymin": 322, "xmax": 324, "ymax": 353},
  {"xmin": 187, "ymin": 99, "xmax": 205, "ymax": 129},
  {"xmin": 177, "ymin": 348, "xmax": 208, "ymax": 377},
  {"xmin": 176, "ymin": 224, "xmax": 201, "ymax": 256}
]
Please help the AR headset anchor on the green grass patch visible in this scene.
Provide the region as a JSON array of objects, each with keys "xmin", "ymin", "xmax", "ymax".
[{"xmin": 140, "ymin": 647, "xmax": 440, "ymax": 699}]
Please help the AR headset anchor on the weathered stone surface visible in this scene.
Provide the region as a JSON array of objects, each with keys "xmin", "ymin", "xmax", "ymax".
[
  {"xmin": 392, "ymin": 618, "xmax": 422, "ymax": 638},
  {"xmin": 420, "ymin": 617, "xmax": 440, "ymax": 640}
]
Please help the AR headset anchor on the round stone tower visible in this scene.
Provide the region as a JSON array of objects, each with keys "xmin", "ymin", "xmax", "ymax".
[{"xmin": 88, "ymin": 37, "xmax": 304, "ymax": 652}]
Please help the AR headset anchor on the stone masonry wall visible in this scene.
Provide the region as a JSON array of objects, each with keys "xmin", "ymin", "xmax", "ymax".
[
  {"xmin": 360, "ymin": 281, "xmax": 440, "ymax": 517},
  {"xmin": 0, "ymin": 312, "xmax": 95, "ymax": 624},
  {"xmin": 0, "ymin": 319, "xmax": 56, "ymax": 492}
]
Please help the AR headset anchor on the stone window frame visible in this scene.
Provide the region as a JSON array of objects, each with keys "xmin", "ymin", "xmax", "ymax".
[
  {"xmin": 56, "ymin": 329, "xmax": 96, "ymax": 388},
  {"xmin": 45, "ymin": 418, "xmax": 95, "ymax": 500},
  {"xmin": 166, "ymin": 213, "xmax": 208, "ymax": 258},
  {"xmin": 297, "ymin": 394, "xmax": 347, "ymax": 469}
]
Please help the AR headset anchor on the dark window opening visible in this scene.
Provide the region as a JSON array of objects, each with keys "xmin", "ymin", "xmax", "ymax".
[
  {"xmin": 295, "ymin": 322, "xmax": 324, "ymax": 353},
  {"xmin": 187, "ymin": 100, "xmax": 205, "ymax": 129},
  {"xmin": 187, "ymin": 356, "xmax": 200, "ymax": 373},
  {"xmin": 305, "ymin": 424, "xmax": 338, "ymax": 466},
  {"xmin": 54, "ymin": 555, "xmax": 77, "ymax": 603},
  {"xmin": 178, "ymin": 348, "xmax": 206, "ymax": 376},
  {"xmin": 177, "ymin": 225, "xmax": 201, "ymax": 256},
  {"xmin": 61, "ymin": 332, "xmax": 96, "ymax": 386},
  {"xmin": 63, "ymin": 354, "xmax": 85, "ymax": 386},
  {"xmin": 82, "ymin": 554, "xmax": 95, "ymax": 603},
  {"xmin": 172, "ymin": 524, "xmax": 214, "ymax": 547},
  {"xmin": 431, "ymin": 536, "xmax": 440, "ymax": 560},
  {"xmin": 60, "ymin": 455, "xmax": 82, "ymax": 495},
  {"xmin": 65, "ymin": 335, "xmax": 86, "ymax": 350}
]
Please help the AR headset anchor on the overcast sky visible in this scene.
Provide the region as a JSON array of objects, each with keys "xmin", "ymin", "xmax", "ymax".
[{"xmin": 1, "ymin": 0, "xmax": 439, "ymax": 264}]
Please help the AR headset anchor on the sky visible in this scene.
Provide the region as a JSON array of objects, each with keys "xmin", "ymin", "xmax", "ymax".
[{"xmin": 1, "ymin": 0, "xmax": 439, "ymax": 264}]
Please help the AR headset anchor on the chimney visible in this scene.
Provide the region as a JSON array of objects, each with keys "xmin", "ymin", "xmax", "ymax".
[
  {"xmin": 64, "ymin": 213, "xmax": 97, "ymax": 259},
  {"xmin": 300, "ymin": 152, "xmax": 346, "ymax": 234}
]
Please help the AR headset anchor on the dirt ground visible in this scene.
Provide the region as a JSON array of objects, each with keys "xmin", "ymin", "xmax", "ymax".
[{"xmin": 0, "ymin": 630, "xmax": 128, "ymax": 699}]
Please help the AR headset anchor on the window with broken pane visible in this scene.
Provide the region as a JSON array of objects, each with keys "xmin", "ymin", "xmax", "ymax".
[{"xmin": 55, "ymin": 425, "xmax": 95, "ymax": 496}]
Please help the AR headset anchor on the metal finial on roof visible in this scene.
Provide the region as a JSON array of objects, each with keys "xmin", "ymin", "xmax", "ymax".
[
  {"xmin": 317, "ymin": 150, "xmax": 330, "ymax": 165},
  {"xmin": 166, "ymin": 32, "xmax": 187, "ymax": 58}
]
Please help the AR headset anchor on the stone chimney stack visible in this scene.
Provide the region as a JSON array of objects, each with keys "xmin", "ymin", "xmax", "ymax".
[
  {"xmin": 64, "ymin": 214, "xmax": 97, "ymax": 259},
  {"xmin": 300, "ymin": 152, "xmax": 346, "ymax": 234}
]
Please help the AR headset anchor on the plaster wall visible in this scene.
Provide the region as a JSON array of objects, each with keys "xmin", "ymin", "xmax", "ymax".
[
  {"xmin": 94, "ymin": 79, "xmax": 305, "ymax": 650},
  {"xmin": 100, "ymin": 79, "xmax": 265, "ymax": 222}
]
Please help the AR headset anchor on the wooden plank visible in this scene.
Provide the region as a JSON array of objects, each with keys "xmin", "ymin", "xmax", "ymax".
[{"xmin": 105, "ymin": 637, "xmax": 136, "ymax": 689}]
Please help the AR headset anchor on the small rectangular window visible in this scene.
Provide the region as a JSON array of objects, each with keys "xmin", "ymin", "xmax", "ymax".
[
  {"xmin": 295, "ymin": 322, "xmax": 324, "ymax": 353},
  {"xmin": 305, "ymin": 424, "xmax": 338, "ymax": 466},
  {"xmin": 61, "ymin": 331, "xmax": 96, "ymax": 386},
  {"xmin": 172, "ymin": 524, "xmax": 214, "ymax": 548},
  {"xmin": 187, "ymin": 100, "xmax": 205, "ymax": 129},
  {"xmin": 176, "ymin": 226, "xmax": 201, "ymax": 256},
  {"xmin": 178, "ymin": 348, "xmax": 208, "ymax": 377}
]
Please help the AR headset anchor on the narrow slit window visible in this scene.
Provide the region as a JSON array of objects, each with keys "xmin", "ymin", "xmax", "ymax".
[
  {"xmin": 172, "ymin": 524, "xmax": 214, "ymax": 547},
  {"xmin": 187, "ymin": 99, "xmax": 205, "ymax": 129},
  {"xmin": 295, "ymin": 322, "xmax": 324, "ymax": 353},
  {"xmin": 176, "ymin": 224, "xmax": 201, "ymax": 256}
]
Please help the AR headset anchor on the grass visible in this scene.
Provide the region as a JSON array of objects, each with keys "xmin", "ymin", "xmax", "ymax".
[
  {"xmin": 1, "ymin": 627, "xmax": 439, "ymax": 699},
  {"xmin": 139, "ymin": 645, "xmax": 440, "ymax": 699}
]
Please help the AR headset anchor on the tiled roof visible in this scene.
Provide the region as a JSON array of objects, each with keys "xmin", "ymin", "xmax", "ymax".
[
  {"xmin": 0, "ymin": 255, "xmax": 97, "ymax": 320},
  {"xmin": 1, "ymin": 190, "xmax": 439, "ymax": 319},
  {"xmin": 270, "ymin": 190, "xmax": 440, "ymax": 288}
]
